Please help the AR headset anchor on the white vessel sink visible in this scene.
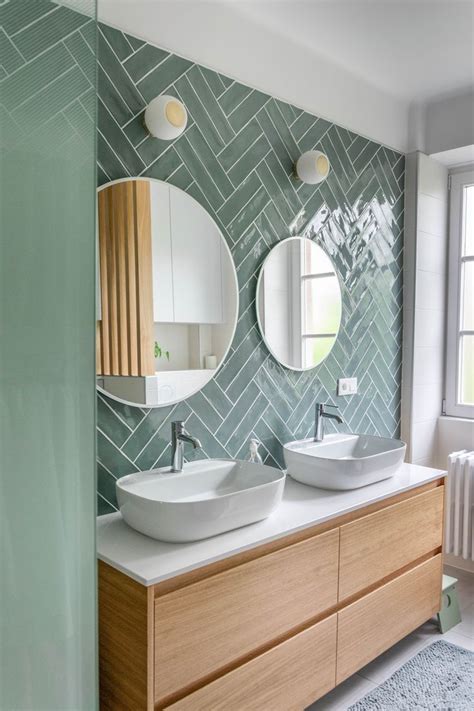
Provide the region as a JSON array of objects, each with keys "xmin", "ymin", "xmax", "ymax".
[
  {"xmin": 116, "ymin": 459, "xmax": 285, "ymax": 543},
  {"xmin": 284, "ymin": 433, "xmax": 406, "ymax": 490}
]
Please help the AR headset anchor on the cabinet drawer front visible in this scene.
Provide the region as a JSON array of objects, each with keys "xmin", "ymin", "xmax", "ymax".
[
  {"xmin": 154, "ymin": 529, "xmax": 339, "ymax": 704},
  {"xmin": 165, "ymin": 615, "xmax": 337, "ymax": 711},
  {"xmin": 337, "ymin": 554, "xmax": 442, "ymax": 683},
  {"xmin": 339, "ymin": 486, "xmax": 443, "ymax": 601}
]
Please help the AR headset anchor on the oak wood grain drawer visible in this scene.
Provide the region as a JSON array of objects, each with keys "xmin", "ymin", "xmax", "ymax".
[
  {"xmin": 165, "ymin": 615, "xmax": 337, "ymax": 711},
  {"xmin": 337, "ymin": 554, "xmax": 442, "ymax": 683},
  {"xmin": 339, "ymin": 486, "xmax": 444, "ymax": 601},
  {"xmin": 154, "ymin": 529, "xmax": 339, "ymax": 704}
]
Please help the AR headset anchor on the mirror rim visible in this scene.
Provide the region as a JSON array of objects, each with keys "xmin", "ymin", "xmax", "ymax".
[
  {"xmin": 256, "ymin": 235, "xmax": 342, "ymax": 372},
  {"xmin": 96, "ymin": 176, "xmax": 239, "ymax": 409}
]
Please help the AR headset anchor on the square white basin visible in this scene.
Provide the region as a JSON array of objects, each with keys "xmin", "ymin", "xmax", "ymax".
[
  {"xmin": 116, "ymin": 459, "xmax": 285, "ymax": 542},
  {"xmin": 284, "ymin": 433, "xmax": 406, "ymax": 490}
]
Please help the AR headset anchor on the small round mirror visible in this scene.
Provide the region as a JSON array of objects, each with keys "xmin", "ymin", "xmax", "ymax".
[{"xmin": 256, "ymin": 237, "xmax": 342, "ymax": 371}]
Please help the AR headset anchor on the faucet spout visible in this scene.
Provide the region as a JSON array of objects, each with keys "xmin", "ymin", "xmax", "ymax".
[
  {"xmin": 171, "ymin": 421, "xmax": 202, "ymax": 472},
  {"xmin": 314, "ymin": 403, "xmax": 343, "ymax": 442},
  {"xmin": 178, "ymin": 433, "xmax": 202, "ymax": 449}
]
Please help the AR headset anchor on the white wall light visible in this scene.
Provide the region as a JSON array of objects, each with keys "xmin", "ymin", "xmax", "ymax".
[
  {"xmin": 295, "ymin": 150, "xmax": 330, "ymax": 184},
  {"xmin": 144, "ymin": 95, "xmax": 188, "ymax": 140}
]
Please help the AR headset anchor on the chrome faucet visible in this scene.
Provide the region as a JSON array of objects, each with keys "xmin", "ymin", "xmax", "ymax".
[
  {"xmin": 171, "ymin": 421, "xmax": 202, "ymax": 472},
  {"xmin": 314, "ymin": 403, "xmax": 343, "ymax": 442}
]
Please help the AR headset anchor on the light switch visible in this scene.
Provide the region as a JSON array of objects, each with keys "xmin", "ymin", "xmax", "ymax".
[{"xmin": 337, "ymin": 377, "xmax": 358, "ymax": 396}]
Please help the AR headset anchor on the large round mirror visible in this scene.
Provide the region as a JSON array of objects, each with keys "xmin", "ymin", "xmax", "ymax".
[
  {"xmin": 256, "ymin": 237, "xmax": 342, "ymax": 370},
  {"xmin": 96, "ymin": 178, "xmax": 238, "ymax": 407}
]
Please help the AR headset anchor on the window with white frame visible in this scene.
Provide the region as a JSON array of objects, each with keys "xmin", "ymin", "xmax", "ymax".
[{"xmin": 446, "ymin": 169, "xmax": 474, "ymax": 418}]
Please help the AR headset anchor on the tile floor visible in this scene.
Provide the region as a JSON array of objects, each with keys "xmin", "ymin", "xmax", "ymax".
[{"xmin": 308, "ymin": 565, "xmax": 474, "ymax": 710}]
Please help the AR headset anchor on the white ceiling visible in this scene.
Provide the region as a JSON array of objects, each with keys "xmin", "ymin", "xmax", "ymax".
[
  {"xmin": 98, "ymin": 0, "xmax": 474, "ymax": 152},
  {"xmin": 237, "ymin": 0, "xmax": 474, "ymax": 103}
]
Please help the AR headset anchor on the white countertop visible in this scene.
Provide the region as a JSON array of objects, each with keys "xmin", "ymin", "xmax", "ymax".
[{"xmin": 97, "ymin": 463, "xmax": 445, "ymax": 586}]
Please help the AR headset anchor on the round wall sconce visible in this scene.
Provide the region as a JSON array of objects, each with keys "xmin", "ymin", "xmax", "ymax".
[
  {"xmin": 144, "ymin": 95, "xmax": 188, "ymax": 140},
  {"xmin": 294, "ymin": 150, "xmax": 330, "ymax": 184}
]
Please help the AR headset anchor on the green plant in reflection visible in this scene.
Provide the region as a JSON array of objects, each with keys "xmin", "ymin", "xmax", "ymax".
[{"xmin": 154, "ymin": 342, "xmax": 170, "ymax": 361}]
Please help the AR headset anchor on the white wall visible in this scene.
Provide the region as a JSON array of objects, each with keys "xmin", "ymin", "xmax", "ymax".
[
  {"xmin": 437, "ymin": 416, "xmax": 474, "ymax": 469},
  {"xmin": 98, "ymin": 0, "xmax": 410, "ymax": 152},
  {"xmin": 402, "ymin": 153, "xmax": 448, "ymax": 466},
  {"xmin": 424, "ymin": 90, "xmax": 474, "ymax": 156}
]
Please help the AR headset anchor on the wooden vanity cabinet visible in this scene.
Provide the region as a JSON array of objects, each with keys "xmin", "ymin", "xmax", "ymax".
[{"xmin": 99, "ymin": 479, "xmax": 444, "ymax": 711}]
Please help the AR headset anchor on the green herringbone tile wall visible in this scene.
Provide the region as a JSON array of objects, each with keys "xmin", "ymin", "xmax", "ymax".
[{"xmin": 93, "ymin": 24, "xmax": 405, "ymax": 513}]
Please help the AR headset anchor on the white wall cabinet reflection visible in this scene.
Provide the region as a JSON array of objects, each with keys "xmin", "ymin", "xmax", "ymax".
[{"xmin": 151, "ymin": 182, "xmax": 224, "ymax": 325}]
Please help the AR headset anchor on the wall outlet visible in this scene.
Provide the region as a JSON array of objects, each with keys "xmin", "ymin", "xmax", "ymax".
[{"xmin": 337, "ymin": 377, "xmax": 358, "ymax": 396}]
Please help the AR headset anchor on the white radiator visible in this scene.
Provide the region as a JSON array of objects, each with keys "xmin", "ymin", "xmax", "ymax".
[{"xmin": 445, "ymin": 450, "xmax": 474, "ymax": 561}]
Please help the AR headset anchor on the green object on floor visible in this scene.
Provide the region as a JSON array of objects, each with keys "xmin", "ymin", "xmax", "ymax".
[{"xmin": 437, "ymin": 574, "xmax": 462, "ymax": 633}]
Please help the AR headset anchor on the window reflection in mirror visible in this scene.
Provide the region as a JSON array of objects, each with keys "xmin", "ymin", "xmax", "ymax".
[
  {"xmin": 96, "ymin": 178, "xmax": 238, "ymax": 407},
  {"xmin": 257, "ymin": 237, "xmax": 342, "ymax": 370}
]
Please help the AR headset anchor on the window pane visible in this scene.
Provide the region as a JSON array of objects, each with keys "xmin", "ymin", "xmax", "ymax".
[
  {"xmin": 303, "ymin": 239, "xmax": 334, "ymax": 275},
  {"xmin": 459, "ymin": 335, "xmax": 474, "ymax": 405},
  {"xmin": 303, "ymin": 275, "xmax": 342, "ymax": 334},
  {"xmin": 303, "ymin": 336, "xmax": 335, "ymax": 368},
  {"xmin": 461, "ymin": 261, "xmax": 474, "ymax": 330},
  {"xmin": 463, "ymin": 184, "xmax": 474, "ymax": 256}
]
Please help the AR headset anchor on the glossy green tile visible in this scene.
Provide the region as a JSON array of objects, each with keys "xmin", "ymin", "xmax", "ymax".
[
  {"xmin": 186, "ymin": 65, "xmax": 234, "ymax": 144},
  {"xmin": 226, "ymin": 390, "xmax": 267, "ymax": 456},
  {"xmin": 275, "ymin": 98, "xmax": 298, "ymax": 125},
  {"xmin": 138, "ymin": 54, "xmax": 192, "ymax": 102},
  {"xmin": 125, "ymin": 33, "xmax": 145, "ymax": 52},
  {"xmin": 174, "ymin": 135, "xmax": 224, "ymax": 210},
  {"xmin": 256, "ymin": 159, "xmax": 295, "ymax": 225},
  {"xmin": 98, "ymin": 98, "xmax": 145, "ymax": 175},
  {"xmin": 124, "ymin": 42, "xmax": 168, "ymax": 83},
  {"xmin": 174, "ymin": 73, "xmax": 227, "ymax": 153},
  {"xmin": 199, "ymin": 66, "xmax": 227, "ymax": 97},
  {"xmin": 98, "ymin": 132, "xmax": 127, "ymax": 181},
  {"xmin": 218, "ymin": 119, "xmax": 262, "ymax": 171},
  {"xmin": 257, "ymin": 105, "xmax": 295, "ymax": 174},
  {"xmin": 168, "ymin": 163, "xmax": 194, "ymax": 192},
  {"xmin": 99, "ymin": 23, "xmax": 134, "ymax": 62},
  {"xmin": 98, "ymin": 31, "xmax": 144, "ymax": 114},
  {"xmin": 298, "ymin": 116, "xmax": 331, "ymax": 152},
  {"xmin": 97, "ymin": 463, "xmax": 118, "ymax": 510},
  {"xmin": 226, "ymin": 342, "xmax": 267, "ymax": 403},
  {"xmin": 98, "ymin": 65, "xmax": 133, "ymax": 126},
  {"xmin": 143, "ymin": 145, "xmax": 182, "ymax": 181},
  {"xmin": 227, "ymin": 184, "xmax": 270, "ymax": 242},
  {"xmin": 265, "ymin": 99, "xmax": 299, "ymax": 160},
  {"xmin": 228, "ymin": 89, "xmax": 269, "ymax": 132},
  {"xmin": 185, "ymin": 123, "xmax": 234, "ymax": 198},
  {"xmin": 219, "ymin": 81, "xmax": 252, "ymax": 115},
  {"xmin": 97, "ymin": 396, "xmax": 131, "ymax": 447},
  {"xmin": 291, "ymin": 111, "xmax": 317, "ymax": 142}
]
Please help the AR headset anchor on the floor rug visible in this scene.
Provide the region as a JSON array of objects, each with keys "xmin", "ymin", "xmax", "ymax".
[{"xmin": 348, "ymin": 640, "xmax": 474, "ymax": 710}]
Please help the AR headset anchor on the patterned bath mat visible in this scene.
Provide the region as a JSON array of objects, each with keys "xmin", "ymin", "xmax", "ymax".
[{"xmin": 349, "ymin": 640, "xmax": 474, "ymax": 710}]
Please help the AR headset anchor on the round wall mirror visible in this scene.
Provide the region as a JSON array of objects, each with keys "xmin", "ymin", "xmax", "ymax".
[
  {"xmin": 256, "ymin": 237, "xmax": 342, "ymax": 371},
  {"xmin": 96, "ymin": 178, "xmax": 238, "ymax": 407}
]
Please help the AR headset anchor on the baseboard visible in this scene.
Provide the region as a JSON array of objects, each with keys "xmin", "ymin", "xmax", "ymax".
[{"xmin": 444, "ymin": 553, "xmax": 474, "ymax": 574}]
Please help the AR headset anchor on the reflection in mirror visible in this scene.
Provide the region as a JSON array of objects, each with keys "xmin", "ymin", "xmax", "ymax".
[
  {"xmin": 96, "ymin": 179, "xmax": 238, "ymax": 407},
  {"xmin": 257, "ymin": 237, "xmax": 342, "ymax": 370}
]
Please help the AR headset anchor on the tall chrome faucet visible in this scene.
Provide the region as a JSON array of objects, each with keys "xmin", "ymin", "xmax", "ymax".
[
  {"xmin": 171, "ymin": 421, "xmax": 202, "ymax": 472},
  {"xmin": 314, "ymin": 403, "xmax": 343, "ymax": 442}
]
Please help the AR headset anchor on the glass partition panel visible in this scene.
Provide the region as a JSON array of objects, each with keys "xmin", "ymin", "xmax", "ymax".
[{"xmin": 0, "ymin": 1, "xmax": 97, "ymax": 708}]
